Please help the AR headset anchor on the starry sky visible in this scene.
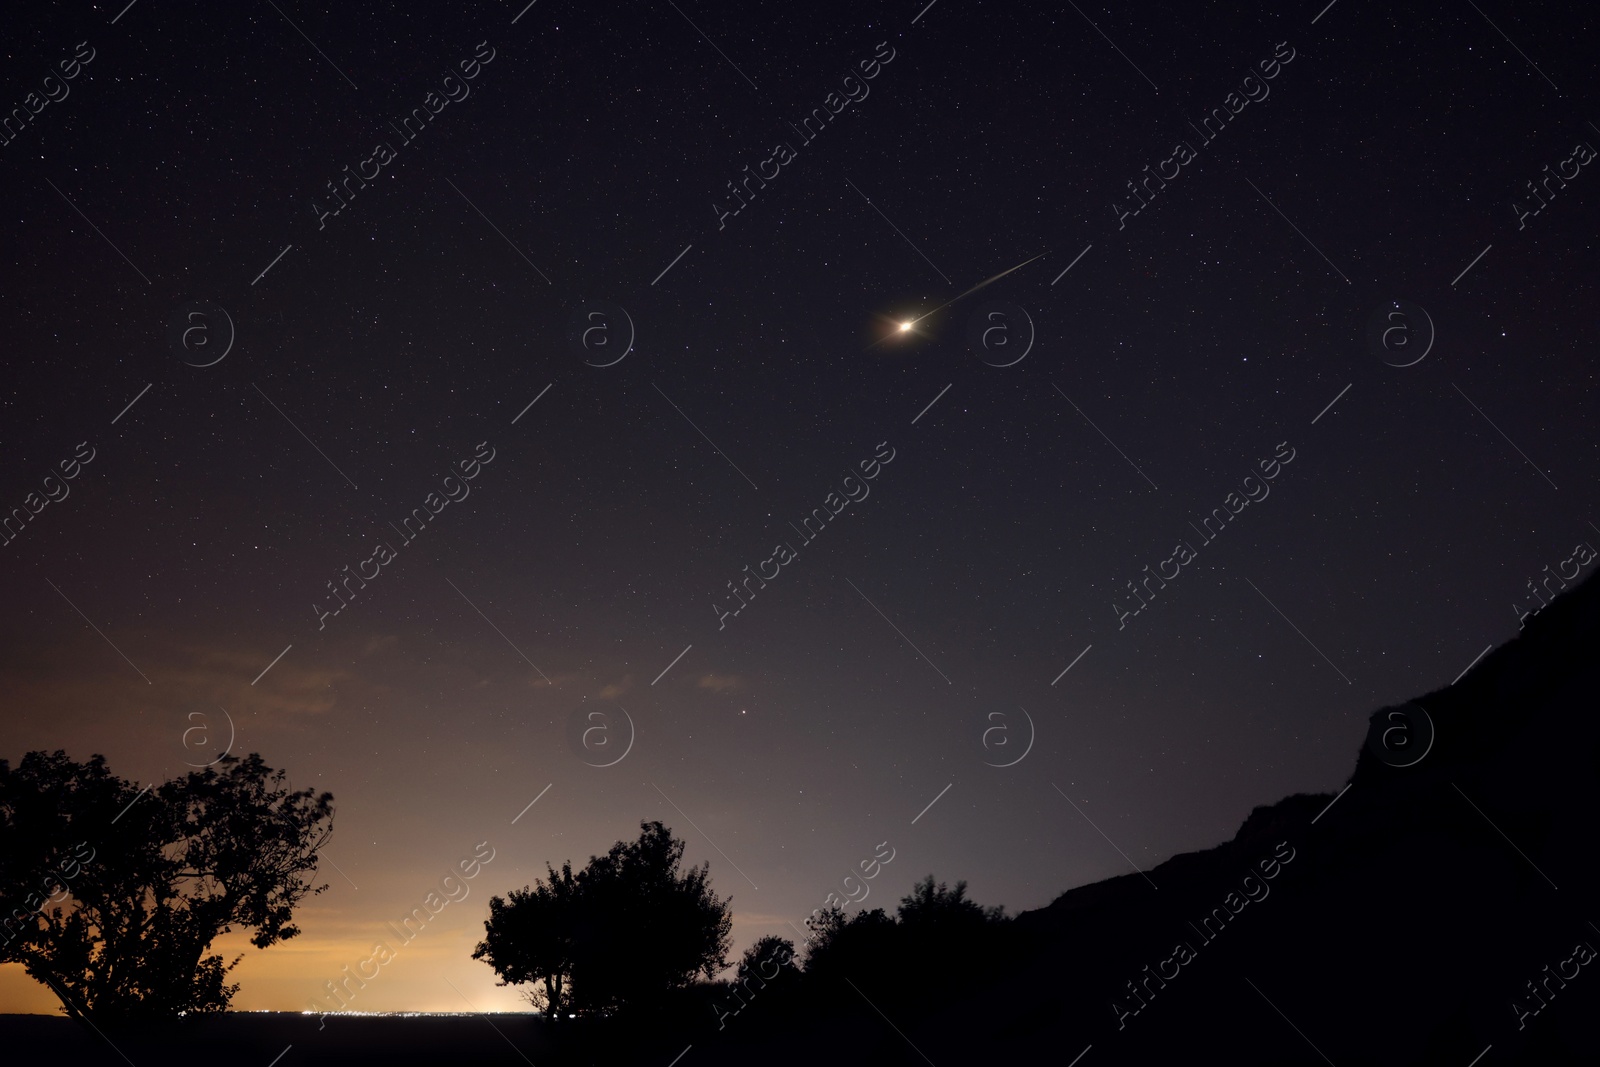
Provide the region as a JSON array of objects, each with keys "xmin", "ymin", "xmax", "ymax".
[{"xmin": 2, "ymin": 0, "xmax": 1597, "ymax": 1014}]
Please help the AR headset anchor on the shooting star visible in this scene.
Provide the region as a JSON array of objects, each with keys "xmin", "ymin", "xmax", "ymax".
[{"xmin": 872, "ymin": 250, "xmax": 1049, "ymax": 347}]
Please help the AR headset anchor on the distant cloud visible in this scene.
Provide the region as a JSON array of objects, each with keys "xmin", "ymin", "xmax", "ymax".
[
  {"xmin": 0, "ymin": 634, "xmax": 356, "ymax": 745},
  {"xmin": 697, "ymin": 672, "xmax": 742, "ymax": 693},
  {"xmin": 165, "ymin": 646, "xmax": 354, "ymax": 721},
  {"xmin": 599, "ymin": 674, "xmax": 633, "ymax": 699}
]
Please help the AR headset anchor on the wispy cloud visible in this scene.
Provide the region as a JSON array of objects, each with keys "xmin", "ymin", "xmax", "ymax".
[{"xmin": 697, "ymin": 672, "xmax": 742, "ymax": 693}]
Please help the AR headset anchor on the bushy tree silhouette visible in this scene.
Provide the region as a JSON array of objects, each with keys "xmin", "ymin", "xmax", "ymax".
[
  {"xmin": 800, "ymin": 904, "xmax": 895, "ymax": 980},
  {"xmin": 0, "ymin": 750, "xmax": 333, "ymax": 1022},
  {"xmin": 475, "ymin": 821, "xmax": 732, "ymax": 1018},
  {"xmin": 896, "ymin": 874, "xmax": 1005, "ymax": 926},
  {"xmin": 892, "ymin": 875, "xmax": 1008, "ymax": 1012},
  {"xmin": 737, "ymin": 935, "xmax": 799, "ymax": 985},
  {"xmin": 473, "ymin": 860, "xmax": 580, "ymax": 1017},
  {"xmin": 798, "ymin": 875, "xmax": 1009, "ymax": 1018}
]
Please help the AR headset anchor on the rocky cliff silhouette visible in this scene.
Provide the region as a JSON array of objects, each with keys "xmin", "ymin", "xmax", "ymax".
[{"xmin": 957, "ymin": 569, "xmax": 1600, "ymax": 1065}]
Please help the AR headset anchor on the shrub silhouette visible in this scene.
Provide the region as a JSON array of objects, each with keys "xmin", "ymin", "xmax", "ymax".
[{"xmin": 0, "ymin": 750, "xmax": 333, "ymax": 1023}]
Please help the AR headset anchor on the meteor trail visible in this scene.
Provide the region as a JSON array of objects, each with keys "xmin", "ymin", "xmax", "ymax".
[{"xmin": 871, "ymin": 251, "xmax": 1049, "ymax": 347}]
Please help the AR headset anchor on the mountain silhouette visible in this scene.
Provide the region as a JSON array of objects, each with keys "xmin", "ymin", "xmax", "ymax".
[{"xmin": 698, "ymin": 571, "xmax": 1600, "ymax": 1066}]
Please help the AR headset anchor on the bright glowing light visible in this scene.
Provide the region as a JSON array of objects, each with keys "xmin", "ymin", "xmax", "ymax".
[{"xmin": 898, "ymin": 321, "xmax": 913, "ymax": 332}]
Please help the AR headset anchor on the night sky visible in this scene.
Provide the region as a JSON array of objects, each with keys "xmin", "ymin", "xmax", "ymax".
[{"xmin": 2, "ymin": 0, "xmax": 1597, "ymax": 1014}]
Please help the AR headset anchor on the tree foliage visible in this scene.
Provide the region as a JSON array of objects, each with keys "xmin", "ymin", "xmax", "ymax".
[
  {"xmin": 0, "ymin": 750, "xmax": 333, "ymax": 1021},
  {"xmin": 801, "ymin": 875, "xmax": 1008, "ymax": 998},
  {"xmin": 473, "ymin": 860, "xmax": 579, "ymax": 1017},
  {"xmin": 475, "ymin": 821, "xmax": 732, "ymax": 1018},
  {"xmin": 897, "ymin": 874, "xmax": 1005, "ymax": 926},
  {"xmin": 738, "ymin": 935, "xmax": 798, "ymax": 982},
  {"xmin": 799, "ymin": 905, "xmax": 895, "ymax": 979}
]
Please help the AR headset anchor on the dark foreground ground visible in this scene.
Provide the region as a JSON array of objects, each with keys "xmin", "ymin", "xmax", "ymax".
[
  {"xmin": 0, "ymin": 1013, "xmax": 555, "ymax": 1066},
  {"xmin": 6, "ymin": 577, "xmax": 1600, "ymax": 1066},
  {"xmin": 0, "ymin": 1009, "xmax": 985, "ymax": 1067}
]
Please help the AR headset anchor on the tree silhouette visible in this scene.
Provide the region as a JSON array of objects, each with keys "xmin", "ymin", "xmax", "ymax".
[
  {"xmin": 896, "ymin": 874, "xmax": 1005, "ymax": 926},
  {"xmin": 800, "ymin": 876, "xmax": 1009, "ymax": 1002},
  {"xmin": 737, "ymin": 934, "xmax": 798, "ymax": 984},
  {"xmin": 473, "ymin": 860, "xmax": 580, "ymax": 1018},
  {"xmin": 475, "ymin": 821, "xmax": 731, "ymax": 1018},
  {"xmin": 0, "ymin": 750, "xmax": 333, "ymax": 1022},
  {"xmin": 800, "ymin": 904, "xmax": 894, "ymax": 980},
  {"xmin": 711, "ymin": 934, "xmax": 798, "ymax": 1027},
  {"xmin": 893, "ymin": 875, "xmax": 1008, "ymax": 1008}
]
